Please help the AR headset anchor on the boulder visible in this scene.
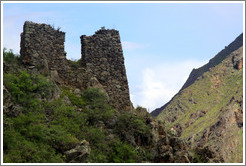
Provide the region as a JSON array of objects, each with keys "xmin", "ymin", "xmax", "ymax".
[
  {"xmin": 87, "ymin": 76, "xmax": 108, "ymax": 97},
  {"xmin": 235, "ymin": 59, "xmax": 243, "ymax": 70},
  {"xmin": 50, "ymin": 70, "xmax": 62, "ymax": 84},
  {"xmin": 64, "ymin": 140, "xmax": 91, "ymax": 163},
  {"xmin": 73, "ymin": 88, "xmax": 81, "ymax": 97},
  {"xmin": 3, "ymin": 85, "xmax": 22, "ymax": 117}
]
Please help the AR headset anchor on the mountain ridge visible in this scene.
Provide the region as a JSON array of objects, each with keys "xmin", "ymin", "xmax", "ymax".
[
  {"xmin": 154, "ymin": 38, "xmax": 243, "ymax": 162},
  {"xmin": 151, "ymin": 33, "xmax": 243, "ymax": 117}
]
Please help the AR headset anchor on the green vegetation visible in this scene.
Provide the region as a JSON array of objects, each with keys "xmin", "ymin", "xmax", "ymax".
[
  {"xmin": 3, "ymin": 70, "xmax": 79, "ymax": 162},
  {"xmin": 192, "ymin": 152, "xmax": 203, "ymax": 163},
  {"xmin": 157, "ymin": 47, "xmax": 243, "ymax": 162},
  {"xmin": 4, "ymin": 82, "xmax": 148, "ymax": 162},
  {"xmin": 157, "ymin": 50, "xmax": 243, "ymax": 138},
  {"xmin": 115, "ymin": 113, "xmax": 152, "ymax": 146},
  {"xmin": 3, "ymin": 112, "xmax": 75, "ymax": 162},
  {"xmin": 3, "ymin": 48, "xmax": 20, "ymax": 63},
  {"xmin": 3, "ymin": 47, "xmax": 23, "ymax": 73},
  {"xmin": 67, "ymin": 59, "xmax": 81, "ymax": 69},
  {"xmin": 4, "ymin": 71, "xmax": 53, "ymax": 112},
  {"xmin": 62, "ymin": 89, "xmax": 85, "ymax": 107},
  {"xmin": 109, "ymin": 142, "xmax": 141, "ymax": 163},
  {"xmin": 3, "ymin": 50, "xmax": 152, "ymax": 163}
]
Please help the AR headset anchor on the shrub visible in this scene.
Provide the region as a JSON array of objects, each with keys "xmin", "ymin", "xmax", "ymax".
[
  {"xmin": 109, "ymin": 142, "xmax": 140, "ymax": 163},
  {"xmin": 135, "ymin": 106, "xmax": 149, "ymax": 118},
  {"xmin": 44, "ymin": 98, "xmax": 87, "ymax": 139},
  {"xmin": 81, "ymin": 88, "xmax": 114, "ymax": 125},
  {"xmin": 3, "ymin": 113, "xmax": 65, "ymax": 163},
  {"xmin": 82, "ymin": 126, "xmax": 111, "ymax": 163},
  {"xmin": 45, "ymin": 125, "xmax": 80, "ymax": 152},
  {"xmin": 114, "ymin": 113, "xmax": 152, "ymax": 146},
  {"xmin": 67, "ymin": 59, "xmax": 81, "ymax": 69},
  {"xmin": 3, "ymin": 48, "xmax": 20, "ymax": 64},
  {"xmin": 3, "ymin": 133, "xmax": 64, "ymax": 163},
  {"xmin": 82, "ymin": 88, "xmax": 109, "ymax": 107},
  {"xmin": 84, "ymin": 107, "xmax": 114, "ymax": 126},
  {"xmin": 4, "ymin": 70, "xmax": 52, "ymax": 111},
  {"xmin": 86, "ymin": 127, "xmax": 141, "ymax": 163},
  {"xmin": 62, "ymin": 89, "xmax": 85, "ymax": 107}
]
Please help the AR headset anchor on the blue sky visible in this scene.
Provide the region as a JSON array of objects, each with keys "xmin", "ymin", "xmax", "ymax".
[{"xmin": 2, "ymin": 2, "xmax": 244, "ymax": 111}]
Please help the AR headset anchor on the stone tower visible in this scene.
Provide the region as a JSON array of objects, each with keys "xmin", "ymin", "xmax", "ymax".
[
  {"xmin": 20, "ymin": 21, "xmax": 68, "ymax": 82},
  {"xmin": 80, "ymin": 28, "xmax": 131, "ymax": 111},
  {"xmin": 20, "ymin": 21, "xmax": 132, "ymax": 111}
]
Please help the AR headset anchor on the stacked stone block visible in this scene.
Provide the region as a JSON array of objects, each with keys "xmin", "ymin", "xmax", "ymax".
[
  {"xmin": 20, "ymin": 21, "xmax": 68, "ymax": 83},
  {"xmin": 80, "ymin": 28, "xmax": 131, "ymax": 111}
]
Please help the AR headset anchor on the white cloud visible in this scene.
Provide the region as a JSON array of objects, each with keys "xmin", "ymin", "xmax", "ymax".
[
  {"xmin": 130, "ymin": 59, "xmax": 207, "ymax": 112},
  {"xmin": 122, "ymin": 41, "xmax": 149, "ymax": 51}
]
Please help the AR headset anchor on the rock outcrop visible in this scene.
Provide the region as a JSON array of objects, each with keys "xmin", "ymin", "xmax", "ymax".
[
  {"xmin": 148, "ymin": 118, "xmax": 193, "ymax": 163},
  {"xmin": 64, "ymin": 140, "xmax": 91, "ymax": 163},
  {"xmin": 20, "ymin": 21, "xmax": 131, "ymax": 111},
  {"xmin": 3, "ymin": 85, "xmax": 21, "ymax": 117}
]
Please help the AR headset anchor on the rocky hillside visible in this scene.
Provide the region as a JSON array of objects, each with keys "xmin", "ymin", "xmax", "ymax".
[
  {"xmin": 3, "ymin": 22, "xmax": 205, "ymax": 163},
  {"xmin": 3, "ymin": 48, "xmax": 200, "ymax": 163},
  {"xmin": 153, "ymin": 35, "xmax": 243, "ymax": 162},
  {"xmin": 181, "ymin": 33, "xmax": 243, "ymax": 91},
  {"xmin": 151, "ymin": 33, "xmax": 243, "ymax": 117},
  {"xmin": 3, "ymin": 21, "xmax": 243, "ymax": 163}
]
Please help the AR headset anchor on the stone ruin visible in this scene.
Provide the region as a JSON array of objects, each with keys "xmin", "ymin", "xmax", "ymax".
[
  {"xmin": 20, "ymin": 22, "xmax": 68, "ymax": 77},
  {"xmin": 20, "ymin": 21, "xmax": 131, "ymax": 111}
]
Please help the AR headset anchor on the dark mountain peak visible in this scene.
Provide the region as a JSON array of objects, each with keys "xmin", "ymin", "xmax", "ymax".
[
  {"xmin": 181, "ymin": 33, "xmax": 243, "ymax": 91},
  {"xmin": 151, "ymin": 33, "xmax": 243, "ymax": 117}
]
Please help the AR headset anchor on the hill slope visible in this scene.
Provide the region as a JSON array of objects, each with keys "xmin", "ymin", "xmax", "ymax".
[
  {"xmin": 155, "ymin": 45, "xmax": 243, "ymax": 162},
  {"xmin": 181, "ymin": 33, "xmax": 243, "ymax": 91},
  {"xmin": 4, "ymin": 22, "xmax": 203, "ymax": 163},
  {"xmin": 151, "ymin": 33, "xmax": 243, "ymax": 117},
  {"xmin": 4, "ymin": 45, "xmax": 202, "ymax": 163}
]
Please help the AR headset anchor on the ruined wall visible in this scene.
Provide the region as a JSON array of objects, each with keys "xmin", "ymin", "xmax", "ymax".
[
  {"xmin": 80, "ymin": 28, "xmax": 131, "ymax": 111},
  {"xmin": 20, "ymin": 21, "xmax": 68, "ymax": 83},
  {"xmin": 20, "ymin": 21, "xmax": 131, "ymax": 111}
]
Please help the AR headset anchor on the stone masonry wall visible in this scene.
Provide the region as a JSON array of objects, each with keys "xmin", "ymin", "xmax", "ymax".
[
  {"xmin": 80, "ymin": 28, "xmax": 131, "ymax": 111},
  {"xmin": 20, "ymin": 21, "xmax": 69, "ymax": 83},
  {"xmin": 20, "ymin": 21, "xmax": 131, "ymax": 111}
]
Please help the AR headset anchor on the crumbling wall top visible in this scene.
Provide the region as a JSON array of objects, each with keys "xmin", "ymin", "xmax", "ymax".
[
  {"xmin": 23, "ymin": 21, "xmax": 65, "ymax": 34},
  {"xmin": 95, "ymin": 27, "xmax": 119, "ymax": 35}
]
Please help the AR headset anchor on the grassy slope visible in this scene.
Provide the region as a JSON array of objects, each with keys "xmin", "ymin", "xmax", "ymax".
[
  {"xmin": 3, "ymin": 49, "xmax": 152, "ymax": 163},
  {"xmin": 157, "ymin": 47, "xmax": 243, "ymax": 162},
  {"xmin": 180, "ymin": 33, "xmax": 243, "ymax": 91},
  {"xmin": 152, "ymin": 33, "xmax": 243, "ymax": 117}
]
